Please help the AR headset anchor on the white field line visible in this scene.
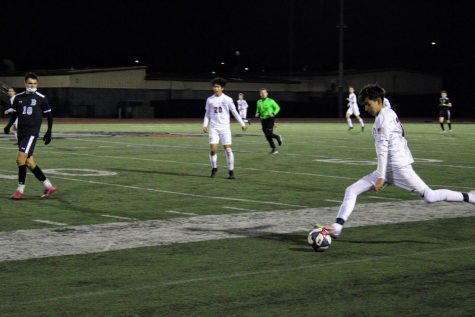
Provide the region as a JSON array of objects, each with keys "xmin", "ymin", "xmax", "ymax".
[
  {"xmin": 49, "ymin": 176, "xmax": 309, "ymax": 208},
  {"xmin": 1, "ymin": 200, "xmax": 474, "ymax": 263},
  {"xmin": 367, "ymin": 196, "xmax": 403, "ymax": 201},
  {"xmin": 223, "ymin": 206, "xmax": 258, "ymax": 212},
  {"xmin": 33, "ymin": 220, "xmax": 68, "ymax": 226},
  {"xmin": 165, "ymin": 210, "xmax": 198, "ymax": 216},
  {"xmin": 2, "ymin": 245, "xmax": 474, "ymax": 308},
  {"xmin": 65, "ymin": 138, "xmax": 475, "ymax": 169},
  {"xmin": 325, "ymin": 199, "xmax": 342, "ymax": 203},
  {"xmin": 100, "ymin": 214, "xmax": 136, "ymax": 220}
]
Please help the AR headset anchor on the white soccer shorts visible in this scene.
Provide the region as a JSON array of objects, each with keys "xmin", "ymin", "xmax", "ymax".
[
  {"xmin": 209, "ymin": 127, "xmax": 232, "ymax": 145},
  {"xmin": 239, "ymin": 109, "xmax": 247, "ymax": 119},
  {"xmin": 346, "ymin": 104, "xmax": 360, "ymax": 117},
  {"xmin": 360, "ymin": 165, "xmax": 429, "ymax": 196}
]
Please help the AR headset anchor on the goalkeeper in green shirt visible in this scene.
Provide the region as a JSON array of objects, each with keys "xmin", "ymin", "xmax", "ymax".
[{"xmin": 255, "ymin": 88, "xmax": 283, "ymax": 154}]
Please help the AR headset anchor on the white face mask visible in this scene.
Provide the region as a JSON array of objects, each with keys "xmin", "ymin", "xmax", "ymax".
[{"xmin": 26, "ymin": 87, "xmax": 37, "ymax": 93}]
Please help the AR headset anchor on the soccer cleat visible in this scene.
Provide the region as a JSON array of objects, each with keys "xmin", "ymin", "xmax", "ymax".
[
  {"xmin": 277, "ymin": 135, "xmax": 283, "ymax": 146},
  {"xmin": 348, "ymin": 126, "xmax": 354, "ymax": 131},
  {"xmin": 10, "ymin": 191, "xmax": 24, "ymax": 200},
  {"xmin": 319, "ymin": 223, "xmax": 342, "ymax": 238},
  {"xmin": 361, "ymin": 126, "xmax": 365, "ymax": 132},
  {"xmin": 209, "ymin": 168, "xmax": 218, "ymax": 178},
  {"xmin": 449, "ymin": 129, "xmax": 453, "ymax": 133},
  {"xmin": 270, "ymin": 148, "xmax": 279, "ymax": 155},
  {"xmin": 440, "ymin": 130, "xmax": 446, "ymax": 134},
  {"xmin": 227, "ymin": 170, "xmax": 235, "ymax": 180},
  {"xmin": 41, "ymin": 186, "xmax": 57, "ymax": 199}
]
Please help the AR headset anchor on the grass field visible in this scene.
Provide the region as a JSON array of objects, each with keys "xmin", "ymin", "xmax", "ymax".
[{"xmin": 0, "ymin": 119, "xmax": 474, "ymax": 316}]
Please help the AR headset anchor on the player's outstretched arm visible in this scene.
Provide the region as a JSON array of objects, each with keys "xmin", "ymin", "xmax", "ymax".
[
  {"xmin": 43, "ymin": 112, "xmax": 53, "ymax": 145},
  {"xmin": 4, "ymin": 111, "xmax": 18, "ymax": 134}
]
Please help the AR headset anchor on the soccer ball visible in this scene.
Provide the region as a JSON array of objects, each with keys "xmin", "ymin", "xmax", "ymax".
[{"xmin": 307, "ymin": 228, "xmax": 332, "ymax": 252}]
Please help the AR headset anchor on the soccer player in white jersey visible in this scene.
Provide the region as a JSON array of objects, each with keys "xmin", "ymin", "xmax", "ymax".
[
  {"xmin": 4, "ymin": 87, "xmax": 18, "ymax": 139},
  {"xmin": 346, "ymin": 86, "xmax": 365, "ymax": 131},
  {"xmin": 323, "ymin": 84, "xmax": 474, "ymax": 238},
  {"xmin": 203, "ymin": 78, "xmax": 247, "ymax": 179},
  {"xmin": 237, "ymin": 93, "xmax": 250, "ymax": 125}
]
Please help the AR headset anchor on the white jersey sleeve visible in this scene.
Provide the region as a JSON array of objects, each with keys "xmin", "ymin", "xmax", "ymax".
[
  {"xmin": 372, "ymin": 107, "xmax": 414, "ymax": 179},
  {"xmin": 228, "ymin": 97, "xmax": 245, "ymax": 127},
  {"xmin": 384, "ymin": 98, "xmax": 392, "ymax": 109},
  {"xmin": 203, "ymin": 98, "xmax": 211, "ymax": 127}
]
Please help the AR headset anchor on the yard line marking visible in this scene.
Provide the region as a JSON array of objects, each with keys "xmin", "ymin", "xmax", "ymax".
[
  {"xmin": 50, "ymin": 176, "xmax": 309, "ymax": 208},
  {"xmin": 100, "ymin": 214, "xmax": 136, "ymax": 220},
  {"xmin": 367, "ymin": 196, "xmax": 403, "ymax": 201},
  {"xmin": 223, "ymin": 206, "xmax": 258, "ymax": 212},
  {"xmin": 41, "ymin": 151, "xmax": 357, "ymax": 180},
  {"xmin": 2, "ymin": 200, "xmax": 474, "ymax": 264},
  {"xmin": 33, "ymin": 220, "xmax": 68, "ymax": 226},
  {"xmin": 325, "ymin": 199, "xmax": 341, "ymax": 203},
  {"xmin": 165, "ymin": 210, "xmax": 198, "ymax": 216},
  {"xmin": 2, "ymin": 245, "xmax": 474, "ymax": 308}
]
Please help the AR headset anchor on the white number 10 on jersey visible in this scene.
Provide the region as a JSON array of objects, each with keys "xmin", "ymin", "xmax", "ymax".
[{"xmin": 22, "ymin": 106, "xmax": 33, "ymax": 115}]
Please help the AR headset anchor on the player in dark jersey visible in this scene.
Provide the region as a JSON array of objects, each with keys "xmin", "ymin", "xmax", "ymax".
[
  {"xmin": 438, "ymin": 90, "xmax": 452, "ymax": 133},
  {"xmin": 3, "ymin": 72, "xmax": 56, "ymax": 200}
]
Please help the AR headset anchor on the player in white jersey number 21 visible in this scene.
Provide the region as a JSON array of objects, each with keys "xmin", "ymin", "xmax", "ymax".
[
  {"xmin": 203, "ymin": 77, "xmax": 247, "ymax": 179},
  {"xmin": 323, "ymin": 84, "xmax": 475, "ymax": 238}
]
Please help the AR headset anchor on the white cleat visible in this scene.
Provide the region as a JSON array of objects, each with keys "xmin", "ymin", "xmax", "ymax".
[{"xmin": 323, "ymin": 223, "xmax": 342, "ymax": 238}]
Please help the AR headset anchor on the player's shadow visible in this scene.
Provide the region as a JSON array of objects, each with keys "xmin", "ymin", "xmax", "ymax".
[
  {"xmin": 185, "ymin": 227, "xmax": 314, "ymax": 252},
  {"xmin": 108, "ymin": 167, "xmax": 209, "ymax": 178}
]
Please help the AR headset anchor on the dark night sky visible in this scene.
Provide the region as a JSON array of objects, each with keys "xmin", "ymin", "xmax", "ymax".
[{"xmin": 1, "ymin": 0, "xmax": 474, "ymax": 79}]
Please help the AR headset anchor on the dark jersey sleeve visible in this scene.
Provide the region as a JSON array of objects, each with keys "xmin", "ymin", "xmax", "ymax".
[{"xmin": 41, "ymin": 96, "xmax": 52, "ymax": 114}]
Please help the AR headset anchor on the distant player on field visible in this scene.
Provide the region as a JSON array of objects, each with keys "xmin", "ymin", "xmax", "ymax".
[
  {"xmin": 323, "ymin": 84, "xmax": 474, "ymax": 238},
  {"xmin": 438, "ymin": 90, "xmax": 453, "ymax": 133},
  {"xmin": 346, "ymin": 86, "xmax": 365, "ymax": 131},
  {"xmin": 3, "ymin": 87, "xmax": 18, "ymax": 139},
  {"xmin": 256, "ymin": 88, "xmax": 282, "ymax": 154},
  {"xmin": 3, "ymin": 72, "xmax": 56, "ymax": 200},
  {"xmin": 203, "ymin": 77, "xmax": 247, "ymax": 179},
  {"xmin": 237, "ymin": 93, "xmax": 250, "ymax": 125}
]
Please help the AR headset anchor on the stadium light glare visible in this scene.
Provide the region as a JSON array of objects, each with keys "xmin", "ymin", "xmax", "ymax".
[{"xmin": 431, "ymin": 42, "xmax": 436, "ymax": 45}]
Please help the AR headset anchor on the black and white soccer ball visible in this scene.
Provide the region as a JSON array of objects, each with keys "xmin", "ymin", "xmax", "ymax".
[{"xmin": 307, "ymin": 228, "xmax": 332, "ymax": 252}]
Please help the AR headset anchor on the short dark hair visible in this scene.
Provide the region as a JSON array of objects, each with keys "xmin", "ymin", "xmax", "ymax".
[
  {"xmin": 358, "ymin": 84, "xmax": 385, "ymax": 104},
  {"xmin": 24, "ymin": 72, "xmax": 38, "ymax": 82},
  {"xmin": 211, "ymin": 77, "xmax": 227, "ymax": 87}
]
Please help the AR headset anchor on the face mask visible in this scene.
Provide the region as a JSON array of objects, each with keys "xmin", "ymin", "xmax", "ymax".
[{"xmin": 26, "ymin": 87, "xmax": 37, "ymax": 93}]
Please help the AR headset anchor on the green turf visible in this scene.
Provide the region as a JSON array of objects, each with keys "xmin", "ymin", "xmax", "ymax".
[{"xmin": 0, "ymin": 121, "xmax": 474, "ymax": 316}]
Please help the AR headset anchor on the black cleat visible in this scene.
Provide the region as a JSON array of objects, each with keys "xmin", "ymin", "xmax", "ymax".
[
  {"xmin": 210, "ymin": 168, "xmax": 218, "ymax": 178},
  {"xmin": 361, "ymin": 126, "xmax": 365, "ymax": 132},
  {"xmin": 277, "ymin": 135, "xmax": 283, "ymax": 146},
  {"xmin": 227, "ymin": 170, "xmax": 235, "ymax": 179},
  {"xmin": 348, "ymin": 126, "xmax": 354, "ymax": 131}
]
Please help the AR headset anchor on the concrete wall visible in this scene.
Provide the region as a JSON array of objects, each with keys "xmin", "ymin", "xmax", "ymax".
[{"xmin": 1, "ymin": 67, "xmax": 456, "ymax": 118}]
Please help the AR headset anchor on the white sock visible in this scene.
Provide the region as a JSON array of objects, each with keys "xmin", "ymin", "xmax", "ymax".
[
  {"xmin": 43, "ymin": 179, "xmax": 53, "ymax": 189},
  {"xmin": 359, "ymin": 118, "xmax": 365, "ymax": 127},
  {"xmin": 469, "ymin": 192, "xmax": 475, "ymax": 203},
  {"xmin": 337, "ymin": 179, "xmax": 373, "ymax": 221},
  {"xmin": 17, "ymin": 184, "xmax": 25, "ymax": 193},
  {"xmin": 347, "ymin": 119, "xmax": 353, "ymax": 128},
  {"xmin": 224, "ymin": 148, "xmax": 234, "ymax": 171},
  {"xmin": 209, "ymin": 153, "xmax": 217, "ymax": 168}
]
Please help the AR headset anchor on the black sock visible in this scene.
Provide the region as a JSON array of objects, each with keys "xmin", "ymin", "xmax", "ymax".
[
  {"xmin": 440, "ymin": 123, "xmax": 445, "ymax": 131},
  {"xmin": 30, "ymin": 165, "xmax": 47, "ymax": 182},
  {"xmin": 19, "ymin": 165, "xmax": 27, "ymax": 185},
  {"xmin": 448, "ymin": 122, "xmax": 452, "ymax": 130},
  {"xmin": 462, "ymin": 193, "xmax": 469, "ymax": 202},
  {"xmin": 336, "ymin": 218, "xmax": 345, "ymax": 225}
]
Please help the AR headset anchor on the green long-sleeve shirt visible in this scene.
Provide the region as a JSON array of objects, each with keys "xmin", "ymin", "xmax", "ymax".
[{"xmin": 256, "ymin": 98, "xmax": 280, "ymax": 119}]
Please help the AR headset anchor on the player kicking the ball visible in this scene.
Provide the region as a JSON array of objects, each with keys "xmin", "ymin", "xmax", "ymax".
[
  {"xmin": 203, "ymin": 77, "xmax": 247, "ymax": 179},
  {"xmin": 324, "ymin": 84, "xmax": 474, "ymax": 238},
  {"xmin": 3, "ymin": 72, "xmax": 56, "ymax": 200}
]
